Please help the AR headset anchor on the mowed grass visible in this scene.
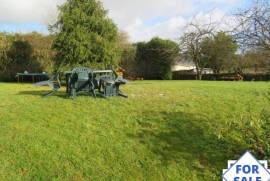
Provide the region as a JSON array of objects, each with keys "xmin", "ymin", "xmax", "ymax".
[{"xmin": 0, "ymin": 81, "xmax": 269, "ymax": 181}]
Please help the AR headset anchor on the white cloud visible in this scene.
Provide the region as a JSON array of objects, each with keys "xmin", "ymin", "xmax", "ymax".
[
  {"xmin": 125, "ymin": 16, "xmax": 187, "ymax": 42},
  {"xmin": 0, "ymin": 0, "xmax": 245, "ymax": 41},
  {"xmin": 188, "ymin": 9, "xmax": 236, "ymax": 31},
  {"xmin": 102, "ymin": 0, "xmax": 193, "ymax": 26},
  {"xmin": 101, "ymin": 0, "xmax": 244, "ymax": 41},
  {"xmin": 121, "ymin": 8, "xmax": 238, "ymax": 42},
  {"xmin": 0, "ymin": 0, "xmax": 64, "ymax": 24}
]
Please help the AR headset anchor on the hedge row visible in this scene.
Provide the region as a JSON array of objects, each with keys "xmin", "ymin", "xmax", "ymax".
[{"xmin": 172, "ymin": 72, "xmax": 270, "ymax": 81}]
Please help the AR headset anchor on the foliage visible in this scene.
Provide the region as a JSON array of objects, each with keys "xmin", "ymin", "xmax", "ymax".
[
  {"xmin": 0, "ymin": 33, "xmax": 11, "ymax": 73},
  {"xmin": 180, "ymin": 22, "xmax": 215, "ymax": 80},
  {"xmin": 0, "ymin": 81, "xmax": 269, "ymax": 180},
  {"xmin": 121, "ymin": 46, "xmax": 136, "ymax": 77},
  {"xmin": 22, "ymin": 33, "xmax": 55, "ymax": 73},
  {"xmin": 8, "ymin": 41, "xmax": 33, "ymax": 67},
  {"xmin": 0, "ymin": 32, "xmax": 54, "ymax": 81},
  {"xmin": 51, "ymin": 0, "xmax": 120, "ymax": 71},
  {"xmin": 136, "ymin": 37, "xmax": 179, "ymax": 80},
  {"xmin": 201, "ymin": 32, "xmax": 238, "ymax": 73},
  {"xmin": 235, "ymin": 51, "xmax": 270, "ymax": 73},
  {"xmin": 118, "ymin": 32, "xmax": 137, "ymax": 77}
]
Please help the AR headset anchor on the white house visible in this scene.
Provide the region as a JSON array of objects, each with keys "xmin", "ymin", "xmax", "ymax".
[
  {"xmin": 172, "ymin": 61, "xmax": 196, "ymax": 72},
  {"xmin": 171, "ymin": 61, "xmax": 214, "ymax": 74}
]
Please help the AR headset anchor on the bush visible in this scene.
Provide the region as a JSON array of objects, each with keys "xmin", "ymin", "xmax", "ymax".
[
  {"xmin": 0, "ymin": 32, "xmax": 54, "ymax": 82},
  {"xmin": 136, "ymin": 37, "xmax": 179, "ymax": 80}
]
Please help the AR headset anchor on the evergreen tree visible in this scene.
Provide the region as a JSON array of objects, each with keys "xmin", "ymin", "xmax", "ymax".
[
  {"xmin": 51, "ymin": 0, "xmax": 120, "ymax": 71},
  {"xmin": 136, "ymin": 37, "xmax": 179, "ymax": 80}
]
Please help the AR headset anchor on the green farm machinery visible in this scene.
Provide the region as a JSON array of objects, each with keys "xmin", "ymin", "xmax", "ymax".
[
  {"xmin": 66, "ymin": 67, "xmax": 128, "ymax": 98},
  {"xmin": 34, "ymin": 67, "xmax": 128, "ymax": 98}
]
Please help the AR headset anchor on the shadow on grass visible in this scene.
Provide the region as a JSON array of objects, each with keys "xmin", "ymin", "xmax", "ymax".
[
  {"xmin": 17, "ymin": 90, "xmax": 106, "ymax": 99},
  {"xmin": 129, "ymin": 111, "xmax": 246, "ymax": 178},
  {"xmin": 17, "ymin": 90, "xmax": 68, "ymax": 99}
]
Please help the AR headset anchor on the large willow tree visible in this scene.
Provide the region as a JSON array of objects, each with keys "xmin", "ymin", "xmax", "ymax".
[{"xmin": 51, "ymin": 0, "xmax": 120, "ymax": 71}]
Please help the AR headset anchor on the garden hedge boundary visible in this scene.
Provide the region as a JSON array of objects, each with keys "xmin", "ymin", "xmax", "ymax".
[{"xmin": 172, "ymin": 72, "xmax": 270, "ymax": 81}]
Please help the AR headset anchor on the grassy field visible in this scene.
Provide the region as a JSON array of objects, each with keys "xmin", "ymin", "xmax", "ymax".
[{"xmin": 0, "ymin": 81, "xmax": 269, "ymax": 181}]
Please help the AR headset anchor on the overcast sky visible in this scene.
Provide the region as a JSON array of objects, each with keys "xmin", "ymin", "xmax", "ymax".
[{"xmin": 0, "ymin": 0, "xmax": 251, "ymax": 42}]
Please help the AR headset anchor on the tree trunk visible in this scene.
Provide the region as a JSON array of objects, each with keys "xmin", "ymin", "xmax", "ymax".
[
  {"xmin": 196, "ymin": 67, "xmax": 203, "ymax": 80},
  {"xmin": 194, "ymin": 59, "xmax": 203, "ymax": 80},
  {"xmin": 197, "ymin": 72, "xmax": 203, "ymax": 80}
]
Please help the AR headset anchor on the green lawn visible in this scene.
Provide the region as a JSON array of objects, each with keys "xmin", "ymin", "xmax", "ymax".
[{"xmin": 0, "ymin": 81, "xmax": 269, "ymax": 181}]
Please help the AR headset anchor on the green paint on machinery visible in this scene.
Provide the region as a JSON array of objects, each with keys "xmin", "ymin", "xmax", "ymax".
[
  {"xmin": 33, "ymin": 74, "xmax": 61, "ymax": 97},
  {"xmin": 65, "ymin": 67, "xmax": 128, "ymax": 98},
  {"xmin": 33, "ymin": 67, "xmax": 128, "ymax": 98}
]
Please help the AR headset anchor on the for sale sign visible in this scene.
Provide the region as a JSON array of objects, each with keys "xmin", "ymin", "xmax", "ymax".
[{"xmin": 223, "ymin": 151, "xmax": 270, "ymax": 181}]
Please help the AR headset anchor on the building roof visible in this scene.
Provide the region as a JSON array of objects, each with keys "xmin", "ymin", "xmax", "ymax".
[{"xmin": 172, "ymin": 60, "xmax": 196, "ymax": 71}]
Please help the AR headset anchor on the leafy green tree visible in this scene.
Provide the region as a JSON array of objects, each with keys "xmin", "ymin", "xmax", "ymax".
[
  {"xmin": 136, "ymin": 37, "xmax": 179, "ymax": 80},
  {"xmin": 7, "ymin": 40, "xmax": 33, "ymax": 67},
  {"xmin": 201, "ymin": 32, "xmax": 238, "ymax": 73},
  {"xmin": 0, "ymin": 32, "xmax": 54, "ymax": 81},
  {"xmin": 0, "ymin": 33, "xmax": 10, "ymax": 73},
  {"xmin": 235, "ymin": 51, "xmax": 270, "ymax": 73},
  {"xmin": 51, "ymin": 0, "xmax": 120, "ymax": 71},
  {"xmin": 118, "ymin": 32, "xmax": 136, "ymax": 77},
  {"xmin": 21, "ymin": 32, "xmax": 55, "ymax": 73}
]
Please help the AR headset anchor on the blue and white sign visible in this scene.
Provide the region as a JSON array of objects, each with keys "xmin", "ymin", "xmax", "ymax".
[{"xmin": 223, "ymin": 151, "xmax": 270, "ymax": 181}]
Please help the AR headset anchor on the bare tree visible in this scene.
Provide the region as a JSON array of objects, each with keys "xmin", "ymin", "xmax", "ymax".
[
  {"xmin": 180, "ymin": 21, "xmax": 216, "ymax": 80},
  {"xmin": 234, "ymin": 0, "xmax": 270, "ymax": 52}
]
